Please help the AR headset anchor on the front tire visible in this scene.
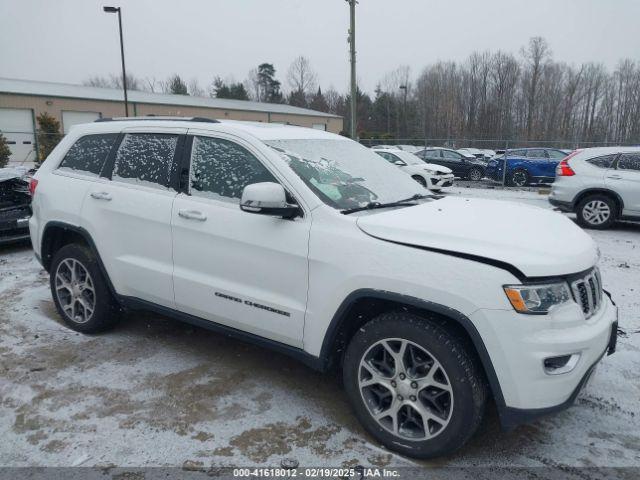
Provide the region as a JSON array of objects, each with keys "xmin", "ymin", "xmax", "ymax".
[
  {"xmin": 50, "ymin": 244, "xmax": 120, "ymax": 333},
  {"xmin": 343, "ymin": 312, "xmax": 487, "ymax": 458},
  {"xmin": 576, "ymin": 194, "xmax": 617, "ymax": 230},
  {"xmin": 508, "ymin": 169, "xmax": 530, "ymax": 187},
  {"xmin": 412, "ymin": 175, "xmax": 427, "ymax": 188}
]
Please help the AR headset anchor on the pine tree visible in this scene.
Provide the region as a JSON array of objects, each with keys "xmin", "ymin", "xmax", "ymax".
[
  {"xmin": 167, "ymin": 74, "xmax": 188, "ymax": 95},
  {"xmin": 36, "ymin": 113, "xmax": 63, "ymax": 166},
  {"xmin": 0, "ymin": 133, "xmax": 11, "ymax": 168},
  {"xmin": 257, "ymin": 63, "xmax": 283, "ymax": 103},
  {"xmin": 309, "ymin": 87, "xmax": 329, "ymax": 112}
]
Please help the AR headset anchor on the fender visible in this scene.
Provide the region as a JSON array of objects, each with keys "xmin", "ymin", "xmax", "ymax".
[
  {"xmin": 571, "ymin": 188, "xmax": 625, "ymax": 211},
  {"xmin": 319, "ymin": 289, "xmax": 506, "ymax": 408},
  {"xmin": 40, "ymin": 221, "xmax": 119, "ymax": 298}
]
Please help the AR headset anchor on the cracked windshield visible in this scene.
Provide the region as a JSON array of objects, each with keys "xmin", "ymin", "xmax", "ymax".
[{"xmin": 266, "ymin": 139, "xmax": 425, "ymax": 210}]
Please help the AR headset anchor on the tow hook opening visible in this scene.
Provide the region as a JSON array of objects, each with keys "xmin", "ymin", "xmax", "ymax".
[{"xmin": 544, "ymin": 353, "xmax": 581, "ymax": 375}]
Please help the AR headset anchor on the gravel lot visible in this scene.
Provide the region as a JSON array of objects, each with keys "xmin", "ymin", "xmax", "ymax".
[{"xmin": 0, "ymin": 186, "xmax": 638, "ymax": 472}]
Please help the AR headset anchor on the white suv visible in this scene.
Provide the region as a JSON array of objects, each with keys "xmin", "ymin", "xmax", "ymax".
[
  {"xmin": 372, "ymin": 148, "xmax": 454, "ymax": 191},
  {"xmin": 29, "ymin": 118, "xmax": 618, "ymax": 458},
  {"xmin": 549, "ymin": 147, "xmax": 640, "ymax": 229}
]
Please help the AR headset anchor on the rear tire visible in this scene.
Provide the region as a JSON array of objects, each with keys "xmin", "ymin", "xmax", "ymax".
[
  {"xmin": 343, "ymin": 312, "xmax": 487, "ymax": 458},
  {"xmin": 576, "ymin": 194, "xmax": 617, "ymax": 230},
  {"xmin": 467, "ymin": 168, "xmax": 483, "ymax": 181},
  {"xmin": 50, "ymin": 244, "xmax": 120, "ymax": 333}
]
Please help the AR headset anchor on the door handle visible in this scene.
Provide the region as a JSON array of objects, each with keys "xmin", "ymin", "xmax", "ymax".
[
  {"xmin": 178, "ymin": 209, "xmax": 207, "ymax": 221},
  {"xmin": 90, "ymin": 191, "xmax": 112, "ymax": 201},
  {"xmin": 607, "ymin": 175, "xmax": 622, "ymax": 180}
]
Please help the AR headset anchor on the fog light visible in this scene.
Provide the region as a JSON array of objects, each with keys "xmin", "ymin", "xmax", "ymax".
[{"xmin": 543, "ymin": 353, "xmax": 580, "ymax": 375}]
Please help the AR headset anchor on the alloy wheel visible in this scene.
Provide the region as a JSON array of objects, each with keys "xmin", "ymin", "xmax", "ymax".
[
  {"xmin": 582, "ymin": 200, "xmax": 611, "ymax": 225},
  {"xmin": 358, "ymin": 338, "xmax": 454, "ymax": 441},
  {"xmin": 511, "ymin": 171, "xmax": 528, "ymax": 187},
  {"xmin": 469, "ymin": 169, "xmax": 482, "ymax": 181},
  {"xmin": 54, "ymin": 258, "xmax": 96, "ymax": 324}
]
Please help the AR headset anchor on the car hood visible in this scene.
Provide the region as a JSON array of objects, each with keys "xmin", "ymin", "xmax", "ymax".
[
  {"xmin": 421, "ymin": 163, "xmax": 452, "ymax": 174},
  {"xmin": 356, "ymin": 197, "xmax": 598, "ymax": 278}
]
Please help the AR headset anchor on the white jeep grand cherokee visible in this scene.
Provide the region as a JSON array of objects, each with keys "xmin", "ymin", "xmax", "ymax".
[{"xmin": 29, "ymin": 117, "xmax": 618, "ymax": 458}]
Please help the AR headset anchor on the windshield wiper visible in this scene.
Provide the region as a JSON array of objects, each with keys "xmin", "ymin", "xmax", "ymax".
[{"xmin": 341, "ymin": 194, "xmax": 434, "ymax": 215}]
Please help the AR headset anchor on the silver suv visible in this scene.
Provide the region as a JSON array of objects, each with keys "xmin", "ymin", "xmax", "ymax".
[{"xmin": 549, "ymin": 147, "xmax": 640, "ymax": 229}]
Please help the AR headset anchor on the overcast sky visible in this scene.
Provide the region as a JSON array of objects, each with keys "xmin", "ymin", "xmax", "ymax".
[{"xmin": 1, "ymin": 0, "xmax": 639, "ymax": 95}]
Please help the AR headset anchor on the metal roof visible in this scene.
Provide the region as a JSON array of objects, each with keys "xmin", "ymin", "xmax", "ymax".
[{"xmin": 0, "ymin": 77, "xmax": 340, "ymax": 119}]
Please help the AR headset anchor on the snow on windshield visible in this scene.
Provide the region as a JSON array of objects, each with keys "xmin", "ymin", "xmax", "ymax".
[{"xmin": 266, "ymin": 139, "xmax": 424, "ymax": 210}]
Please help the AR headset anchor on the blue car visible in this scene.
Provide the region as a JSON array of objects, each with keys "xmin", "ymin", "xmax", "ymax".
[{"xmin": 485, "ymin": 148, "xmax": 569, "ymax": 186}]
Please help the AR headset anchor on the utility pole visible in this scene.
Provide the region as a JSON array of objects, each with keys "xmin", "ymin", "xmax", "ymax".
[{"xmin": 347, "ymin": 0, "xmax": 357, "ymax": 140}]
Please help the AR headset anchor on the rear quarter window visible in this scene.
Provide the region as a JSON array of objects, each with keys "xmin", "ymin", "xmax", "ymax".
[
  {"xmin": 586, "ymin": 154, "xmax": 617, "ymax": 169},
  {"xmin": 58, "ymin": 134, "xmax": 118, "ymax": 176}
]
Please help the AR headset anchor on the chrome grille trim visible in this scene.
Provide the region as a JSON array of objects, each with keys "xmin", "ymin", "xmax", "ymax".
[{"xmin": 570, "ymin": 268, "xmax": 603, "ymax": 319}]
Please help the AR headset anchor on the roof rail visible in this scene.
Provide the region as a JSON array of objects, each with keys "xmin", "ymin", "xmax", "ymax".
[{"xmin": 95, "ymin": 116, "xmax": 219, "ymax": 123}]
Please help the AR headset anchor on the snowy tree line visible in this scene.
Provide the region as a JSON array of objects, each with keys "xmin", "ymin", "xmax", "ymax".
[{"xmin": 83, "ymin": 37, "xmax": 640, "ymax": 146}]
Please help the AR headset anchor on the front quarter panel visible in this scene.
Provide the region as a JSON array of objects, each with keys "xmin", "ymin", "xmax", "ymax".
[{"xmin": 302, "ymin": 206, "xmax": 517, "ymax": 357}]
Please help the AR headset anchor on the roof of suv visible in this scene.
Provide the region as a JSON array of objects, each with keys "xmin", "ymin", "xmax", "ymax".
[
  {"xmin": 68, "ymin": 118, "xmax": 346, "ymax": 142},
  {"xmin": 571, "ymin": 146, "xmax": 640, "ymax": 158}
]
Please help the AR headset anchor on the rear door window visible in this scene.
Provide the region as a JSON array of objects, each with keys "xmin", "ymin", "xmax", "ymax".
[
  {"xmin": 112, "ymin": 133, "xmax": 179, "ymax": 188},
  {"xmin": 58, "ymin": 134, "xmax": 118, "ymax": 176},
  {"xmin": 547, "ymin": 150, "xmax": 567, "ymax": 159},
  {"xmin": 587, "ymin": 155, "xmax": 617, "ymax": 169},
  {"xmin": 617, "ymin": 153, "xmax": 640, "ymax": 171}
]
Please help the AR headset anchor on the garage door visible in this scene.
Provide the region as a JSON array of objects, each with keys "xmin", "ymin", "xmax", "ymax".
[
  {"xmin": 62, "ymin": 111, "xmax": 101, "ymax": 133},
  {"xmin": 0, "ymin": 108, "xmax": 36, "ymax": 167}
]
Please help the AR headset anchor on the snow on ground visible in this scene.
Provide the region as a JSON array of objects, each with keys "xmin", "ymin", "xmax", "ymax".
[{"xmin": 0, "ymin": 186, "xmax": 638, "ymax": 471}]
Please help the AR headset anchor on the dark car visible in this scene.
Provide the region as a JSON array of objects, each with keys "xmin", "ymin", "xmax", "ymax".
[
  {"xmin": 485, "ymin": 148, "xmax": 568, "ymax": 186},
  {"xmin": 415, "ymin": 147, "xmax": 486, "ymax": 181},
  {"xmin": 0, "ymin": 168, "xmax": 31, "ymax": 245}
]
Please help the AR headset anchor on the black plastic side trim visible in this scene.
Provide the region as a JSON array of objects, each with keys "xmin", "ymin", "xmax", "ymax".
[
  {"xmin": 319, "ymin": 289, "xmax": 507, "ymax": 408},
  {"xmin": 119, "ymin": 296, "xmax": 323, "ymax": 371},
  {"xmin": 40, "ymin": 222, "xmax": 119, "ymax": 299}
]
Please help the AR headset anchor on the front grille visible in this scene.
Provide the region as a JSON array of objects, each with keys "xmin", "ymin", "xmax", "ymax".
[{"xmin": 570, "ymin": 268, "xmax": 603, "ymax": 319}]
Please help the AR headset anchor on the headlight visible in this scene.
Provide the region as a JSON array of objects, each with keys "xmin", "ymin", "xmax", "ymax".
[{"xmin": 503, "ymin": 282, "xmax": 573, "ymax": 314}]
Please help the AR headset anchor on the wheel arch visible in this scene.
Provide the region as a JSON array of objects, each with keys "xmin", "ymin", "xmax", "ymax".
[
  {"xmin": 318, "ymin": 289, "xmax": 506, "ymax": 407},
  {"xmin": 41, "ymin": 221, "xmax": 118, "ymax": 297},
  {"xmin": 572, "ymin": 188, "xmax": 624, "ymax": 214}
]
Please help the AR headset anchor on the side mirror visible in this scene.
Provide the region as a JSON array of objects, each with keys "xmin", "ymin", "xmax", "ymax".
[
  {"xmin": 393, "ymin": 160, "xmax": 406, "ymax": 166},
  {"xmin": 240, "ymin": 182, "xmax": 300, "ymax": 219}
]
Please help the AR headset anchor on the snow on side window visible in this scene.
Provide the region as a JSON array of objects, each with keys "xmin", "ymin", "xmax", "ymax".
[
  {"xmin": 618, "ymin": 153, "xmax": 640, "ymax": 172},
  {"xmin": 112, "ymin": 134, "xmax": 177, "ymax": 188},
  {"xmin": 190, "ymin": 136, "xmax": 277, "ymax": 203},
  {"xmin": 587, "ymin": 154, "xmax": 616, "ymax": 169},
  {"xmin": 58, "ymin": 134, "xmax": 118, "ymax": 176}
]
